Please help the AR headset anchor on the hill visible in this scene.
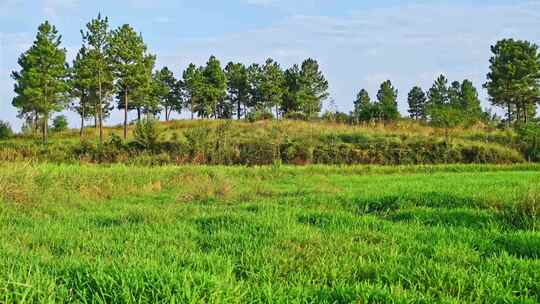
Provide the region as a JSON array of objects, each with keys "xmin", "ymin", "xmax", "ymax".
[{"xmin": 0, "ymin": 119, "xmax": 528, "ymax": 165}]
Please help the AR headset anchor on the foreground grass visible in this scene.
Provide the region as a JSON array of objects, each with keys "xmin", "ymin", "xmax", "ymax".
[{"xmin": 0, "ymin": 164, "xmax": 539, "ymax": 303}]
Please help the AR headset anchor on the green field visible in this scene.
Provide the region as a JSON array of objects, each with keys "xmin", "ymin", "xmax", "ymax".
[{"xmin": 1, "ymin": 163, "xmax": 539, "ymax": 303}]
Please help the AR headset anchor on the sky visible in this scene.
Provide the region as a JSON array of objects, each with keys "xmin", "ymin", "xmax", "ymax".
[{"xmin": 1, "ymin": 0, "xmax": 540, "ymax": 131}]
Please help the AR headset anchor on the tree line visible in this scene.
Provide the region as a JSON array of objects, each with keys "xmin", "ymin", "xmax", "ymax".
[
  {"xmin": 8, "ymin": 17, "xmax": 540, "ymax": 144},
  {"xmin": 10, "ymin": 16, "xmax": 329, "ymax": 143}
]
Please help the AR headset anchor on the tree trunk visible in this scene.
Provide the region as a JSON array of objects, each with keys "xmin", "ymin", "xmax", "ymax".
[
  {"xmin": 237, "ymin": 100, "xmax": 241, "ymax": 120},
  {"xmin": 137, "ymin": 108, "xmax": 141, "ymax": 121},
  {"xmin": 34, "ymin": 112, "xmax": 39, "ymax": 135},
  {"xmin": 98, "ymin": 71, "xmax": 104, "ymax": 144},
  {"xmin": 506, "ymin": 103, "xmax": 512, "ymax": 126},
  {"xmin": 523, "ymin": 101, "xmax": 529, "ymax": 124},
  {"xmin": 165, "ymin": 106, "xmax": 169, "ymax": 121},
  {"xmin": 80, "ymin": 102, "xmax": 85, "ymax": 138},
  {"xmin": 124, "ymin": 88, "xmax": 128, "ymax": 140},
  {"xmin": 42, "ymin": 114, "xmax": 48, "ymax": 144}
]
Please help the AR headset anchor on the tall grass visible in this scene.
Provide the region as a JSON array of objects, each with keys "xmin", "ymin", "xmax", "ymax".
[
  {"xmin": 0, "ymin": 120, "xmax": 527, "ymax": 165},
  {"xmin": 0, "ymin": 163, "xmax": 539, "ymax": 303}
]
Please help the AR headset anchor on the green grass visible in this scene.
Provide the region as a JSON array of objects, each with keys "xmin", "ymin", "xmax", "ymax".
[
  {"xmin": 0, "ymin": 119, "xmax": 526, "ymax": 165},
  {"xmin": 0, "ymin": 163, "xmax": 539, "ymax": 303}
]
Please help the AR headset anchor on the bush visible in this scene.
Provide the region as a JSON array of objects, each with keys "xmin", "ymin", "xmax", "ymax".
[
  {"xmin": 134, "ymin": 118, "xmax": 161, "ymax": 150},
  {"xmin": 285, "ymin": 111, "xmax": 308, "ymax": 121},
  {"xmin": 247, "ymin": 110, "xmax": 274, "ymax": 122},
  {"xmin": 516, "ymin": 122, "xmax": 540, "ymax": 161},
  {"xmin": 52, "ymin": 115, "xmax": 69, "ymax": 132},
  {"xmin": 0, "ymin": 120, "xmax": 13, "ymax": 140}
]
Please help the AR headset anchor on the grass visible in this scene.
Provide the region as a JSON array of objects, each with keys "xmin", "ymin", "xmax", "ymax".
[
  {"xmin": 0, "ymin": 163, "xmax": 539, "ymax": 303},
  {"xmin": 0, "ymin": 120, "xmax": 526, "ymax": 165}
]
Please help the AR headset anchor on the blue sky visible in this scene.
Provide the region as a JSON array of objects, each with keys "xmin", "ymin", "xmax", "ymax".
[{"xmin": 1, "ymin": 0, "xmax": 540, "ymax": 130}]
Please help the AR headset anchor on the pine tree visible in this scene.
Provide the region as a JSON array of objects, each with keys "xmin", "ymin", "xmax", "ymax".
[
  {"xmin": 282, "ymin": 64, "xmax": 301, "ymax": 115},
  {"xmin": 201, "ymin": 56, "xmax": 227, "ymax": 118},
  {"xmin": 260, "ymin": 58, "xmax": 285, "ymax": 118},
  {"xmin": 428, "ymin": 75, "xmax": 450, "ymax": 106},
  {"xmin": 82, "ymin": 14, "xmax": 114, "ymax": 143},
  {"xmin": 109, "ymin": 24, "xmax": 155, "ymax": 139},
  {"xmin": 485, "ymin": 39, "xmax": 540, "ymax": 124},
  {"xmin": 182, "ymin": 63, "xmax": 205, "ymax": 119},
  {"xmin": 152, "ymin": 67, "xmax": 182, "ymax": 121},
  {"xmin": 353, "ymin": 89, "xmax": 371, "ymax": 123},
  {"xmin": 460, "ymin": 80, "xmax": 483, "ymax": 121},
  {"xmin": 11, "ymin": 21, "xmax": 69, "ymax": 143},
  {"xmin": 247, "ymin": 63, "xmax": 264, "ymax": 112},
  {"xmin": 297, "ymin": 58, "xmax": 329, "ymax": 118},
  {"xmin": 225, "ymin": 62, "xmax": 250, "ymax": 119},
  {"xmin": 69, "ymin": 46, "xmax": 94, "ymax": 137},
  {"xmin": 407, "ymin": 86, "xmax": 427, "ymax": 120},
  {"xmin": 376, "ymin": 80, "xmax": 399, "ymax": 121},
  {"xmin": 448, "ymin": 81, "xmax": 462, "ymax": 107}
]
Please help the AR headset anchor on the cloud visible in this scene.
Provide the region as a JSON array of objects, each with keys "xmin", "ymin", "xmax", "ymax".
[
  {"xmin": 2, "ymin": 1, "xmax": 540, "ymax": 130},
  {"xmin": 43, "ymin": 0, "xmax": 80, "ymax": 18},
  {"xmin": 158, "ymin": 1, "xmax": 540, "ymax": 115}
]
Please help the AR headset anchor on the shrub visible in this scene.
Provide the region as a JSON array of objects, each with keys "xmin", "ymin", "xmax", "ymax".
[
  {"xmin": 51, "ymin": 115, "xmax": 69, "ymax": 132},
  {"xmin": 134, "ymin": 118, "xmax": 161, "ymax": 150},
  {"xmin": 516, "ymin": 122, "xmax": 540, "ymax": 161},
  {"xmin": 0, "ymin": 120, "xmax": 13, "ymax": 140},
  {"xmin": 285, "ymin": 111, "xmax": 308, "ymax": 121},
  {"xmin": 247, "ymin": 110, "xmax": 274, "ymax": 122}
]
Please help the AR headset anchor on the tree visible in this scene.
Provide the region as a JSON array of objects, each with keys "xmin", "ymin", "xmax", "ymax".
[
  {"xmin": 69, "ymin": 46, "xmax": 94, "ymax": 137},
  {"xmin": 448, "ymin": 81, "xmax": 462, "ymax": 107},
  {"xmin": 0, "ymin": 121, "xmax": 13, "ymax": 140},
  {"xmin": 11, "ymin": 21, "xmax": 69, "ymax": 143},
  {"xmin": 485, "ymin": 39, "xmax": 540, "ymax": 124},
  {"xmin": 247, "ymin": 63, "xmax": 264, "ymax": 112},
  {"xmin": 407, "ymin": 86, "xmax": 427, "ymax": 120},
  {"xmin": 376, "ymin": 80, "xmax": 399, "ymax": 121},
  {"xmin": 282, "ymin": 64, "xmax": 301, "ymax": 115},
  {"xmin": 430, "ymin": 105, "xmax": 464, "ymax": 142},
  {"xmin": 52, "ymin": 115, "xmax": 69, "ymax": 132},
  {"xmin": 260, "ymin": 58, "xmax": 285, "ymax": 118},
  {"xmin": 108, "ymin": 24, "xmax": 155, "ymax": 139},
  {"xmin": 353, "ymin": 89, "xmax": 372, "ymax": 123},
  {"xmin": 428, "ymin": 75, "xmax": 450, "ymax": 107},
  {"xmin": 201, "ymin": 56, "xmax": 227, "ymax": 118},
  {"xmin": 297, "ymin": 58, "xmax": 329, "ymax": 118},
  {"xmin": 182, "ymin": 63, "xmax": 205, "ymax": 119},
  {"xmin": 460, "ymin": 80, "xmax": 483, "ymax": 122},
  {"xmin": 82, "ymin": 14, "xmax": 114, "ymax": 143},
  {"xmin": 153, "ymin": 67, "xmax": 182, "ymax": 121},
  {"xmin": 225, "ymin": 62, "xmax": 250, "ymax": 119}
]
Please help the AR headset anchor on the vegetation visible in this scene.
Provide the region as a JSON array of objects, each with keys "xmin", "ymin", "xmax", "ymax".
[
  {"xmin": 0, "ymin": 163, "xmax": 538, "ymax": 303},
  {"xmin": 11, "ymin": 21, "xmax": 69, "ymax": 143},
  {"xmin": 51, "ymin": 115, "xmax": 69, "ymax": 132},
  {"xmin": 2, "ymin": 11, "xmax": 540, "ymax": 304},
  {"xmin": 7, "ymin": 17, "xmax": 540, "ymax": 152},
  {"xmin": 0, "ymin": 120, "xmax": 530, "ymax": 165},
  {"xmin": 0, "ymin": 121, "xmax": 13, "ymax": 140}
]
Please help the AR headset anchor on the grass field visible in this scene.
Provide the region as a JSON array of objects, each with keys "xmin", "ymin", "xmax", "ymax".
[{"xmin": 1, "ymin": 163, "xmax": 539, "ymax": 303}]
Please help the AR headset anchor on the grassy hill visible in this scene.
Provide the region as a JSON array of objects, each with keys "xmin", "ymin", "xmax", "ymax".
[
  {"xmin": 0, "ymin": 163, "xmax": 539, "ymax": 302},
  {"xmin": 0, "ymin": 119, "xmax": 528, "ymax": 165}
]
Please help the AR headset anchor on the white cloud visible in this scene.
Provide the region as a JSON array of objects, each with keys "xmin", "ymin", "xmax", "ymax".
[{"xmin": 2, "ymin": 1, "xmax": 540, "ymax": 130}]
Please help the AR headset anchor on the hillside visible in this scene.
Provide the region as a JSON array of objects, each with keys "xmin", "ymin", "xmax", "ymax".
[{"xmin": 0, "ymin": 119, "xmax": 528, "ymax": 165}]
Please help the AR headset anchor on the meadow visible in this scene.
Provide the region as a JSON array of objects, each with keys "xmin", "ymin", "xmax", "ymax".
[{"xmin": 1, "ymin": 163, "xmax": 539, "ymax": 303}]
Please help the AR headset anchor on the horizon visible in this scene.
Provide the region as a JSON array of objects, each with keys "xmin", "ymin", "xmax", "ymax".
[{"xmin": 2, "ymin": 0, "xmax": 540, "ymax": 131}]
